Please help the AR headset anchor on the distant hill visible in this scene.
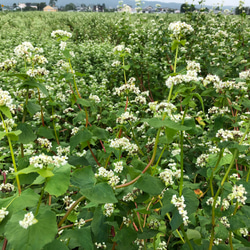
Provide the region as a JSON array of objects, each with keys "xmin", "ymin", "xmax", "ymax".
[{"xmin": 1, "ymin": 0, "xmax": 236, "ymax": 10}]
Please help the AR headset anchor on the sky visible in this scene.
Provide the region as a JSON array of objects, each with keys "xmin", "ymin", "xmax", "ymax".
[
  {"xmin": 147, "ymin": 0, "xmax": 247, "ymax": 7},
  {"xmin": 0, "ymin": 0, "xmax": 248, "ymax": 7}
]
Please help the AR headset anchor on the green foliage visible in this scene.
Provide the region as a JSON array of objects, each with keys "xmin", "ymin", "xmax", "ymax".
[{"xmin": 0, "ymin": 10, "xmax": 249, "ymax": 250}]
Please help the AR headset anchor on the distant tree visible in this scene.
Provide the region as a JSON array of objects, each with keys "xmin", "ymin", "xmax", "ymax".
[
  {"xmin": 49, "ymin": 0, "xmax": 57, "ymax": 6},
  {"xmin": 235, "ymin": 6, "xmax": 246, "ymax": 15},
  {"xmin": 180, "ymin": 3, "xmax": 195, "ymax": 13},
  {"xmin": 13, "ymin": 3, "xmax": 17, "ymax": 8},
  {"xmin": 64, "ymin": 3, "xmax": 76, "ymax": 11},
  {"xmin": 37, "ymin": 2, "xmax": 46, "ymax": 11}
]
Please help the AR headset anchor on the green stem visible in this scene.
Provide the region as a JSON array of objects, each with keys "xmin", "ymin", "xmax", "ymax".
[
  {"xmin": 179, "ymin": 131, "xmax": 184, "ymax": 196},
  {"xmin": 68, "ymin": 59, "xmax": 81, "ymax": 98},
  {"xmin": 35, "ymin": 186, "xmax": 45, "ymax": 216},
  {"xmin": 229, "ymin": 231, "xmax": 233, "ymax": 250},
  {"xmin": 166, "ymin": 213, "xmax": 185, "ymax": 244},
  {"xmin": 209, "ymin": 149, "xmax": 224, "ymax": 197},
  {"xmin": 179, "ymin": 106, "xmax": 188, "ymax": 196},
  {"xmin": 0, "ymin": 112, "xmax": 21, "ymax": 195},
  {"xmin": 167, "ymin": 42, "xmax": 179, "ymax": 103},
  {"xmin": 180, "ymin": 224, "xmax": 193, "ymax": 250},
  {"xmin": 37, "ymin": 88, "xmax": 45, "ymax": 127},
  {"xmin": 21, "ymin": 87, "xmax": 30, "ymax": 157},
  {"xmin": 209, "ymin": 149, "xmax": 238, "ymax": 250},
  {"xmin": 123, "ymin": 56, "xmax": 127, "ymax": 84},
  {"xmin": 52, "ymin": 106, "xmax": 59, "ymax": 145},
  {"xmin": 151, "ymin": 145, "xmax": 167, "ymax": 176}
]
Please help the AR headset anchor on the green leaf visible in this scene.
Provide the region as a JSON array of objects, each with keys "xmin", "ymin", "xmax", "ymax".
[
  {"xmin": 71, "ymin": 166, "xmax": 96, "ymax": 190},
  {"xmin": 142, "ymin": 118, "xmax": 191, "ymax": 131},
  {"xmin": 91, "ymin": 126, "xmax": 109, "ymax": 140},
  {"xmin": 170, "ymin": 210, "xmax": 183, "ymax": 231},
  {"xmin": 135, "ymin": 174, "xmax": 165, "ymax": 195},
  {"xmin": 81, "ymin": 183, "xmax": 118, "ymax": 204},
  {"xmin": 45, "ymin": 164, "xmax": 71, "ymax": 197},
  {"xmin": 186, "ymin": 229, "xmax": 201, "ymax": 241},
  {"xmin": 180, "ymin": 39, "xmax": 186, "ymax": 46},
  {"xmin": 70, "ymin": 129, "xmax": 93, "ymax": 151},
  {"xmin": 76, "ymin": 98, "xmax": 91, "ymax": 107},
  {"xmin": 0, "ymin": 106, "xmax": 12, "ymax": 119},
  {"xmin": 26, "ymin": 101, "xmax": 41, "ymax": 116},
  {"xmin": 43, "ymin": 239, "xmax": 69, "ymax": 250},
  {"xmin": 0, "ymin": 131, "xmax": 6, "ymax": 140},
  {"xmin": 5, "ymin": 207, "xmax": 57, "ymax": 250},
  {"xmin": 137, "ymin": 229, "xmax": 158, "ymax": 239},
  {"xmin": 37, "ymin": 126, "xmax": 55, "ymax": 139},
  {"xmin": 91, "ymin": 206, "xmax": 108, "ymax": 242},
  {"xmin": 114, "ymin": 227, "xmax": 137, "ymax": 249},
  {"xmin": 0, "ymin": 189, "xmax": 40, "ymax": 213},
  {"xmin": 60, "ymin": 227, "xmax": 94, "ymax": 250},
  {"xmin": 62, "ymin": 49, "xmax": 71, "ymax": 59},
  {"xmin": 165, "ymin": 127, "xmax": 177, "ymax": 144},
  {"xmin": 122, "ymin": 64, "xmax": 130, "ymax": 71},
  {"xmin": 7, "ymin": 130, "xmax": 22, "ymax": 141},
  {"xmin": 171, "ymin": 40, "xmax": 180, "ymax": 51},
  {"xmin": 19, "ymin": 80, "xmax": 48, "ymax": 95},
  {"xmin": 68, "ymin": 155, "xmax": 89, "ymax": 166},
  {"xmin": 192, "ymin": 93, "xmax": 205, "ymax": 114},
  {"xmin": 183, "ymin": 188, "xmax": 199, "ymax": 215},
  {"xmin": 161, "ymin": 189, "xmax": 178, "ymax": 216},
  {"xmin": 17, "ymin": 123, "xmax": 36, "ymax": 144},
  {"xmin": 15, "ymin": 165, "xmax": 54, "ymax": 178}
]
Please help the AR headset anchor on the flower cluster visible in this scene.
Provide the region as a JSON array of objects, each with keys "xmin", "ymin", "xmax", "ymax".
[
  {"xmin": 26, "ymin": 67, "xmax": 49, "ymax": 77},
  {"xmin": 228, "ymin": 184, "xmax": 247, "ymax": 205},
  {"xmin": 51, "ymin": 30, "xmax": 72, "ymax": 39},
  {"xmin": 216, "ymin": 129, "xmax": 244, "ymax": 142},
  {"xmin": 89, "ymin": 94, "xmax": 101, "ymax": 103},
  {"xmin": 157, "ymin": 241, "xmax": 167, "ymax": 250},
  {"xmin": 32, "ymin": 54, "xmax": 48, "ymax": 64},
  {"xmin": 159, "ymin": 167, "xmax": 181, "ymax": 186},
  {"xmin": 171, "ymin": 195, "xmax": 189, "ymax": 226},
  {"xmin": 19, "ymin": 212, "xmax": 38, "ymax": 229},
  {"xmin": 113, "ymin": 77, "xmax": 140, "ymax": 96},
  {"xmin": 113, "ymin": 44, "xmax": 131, "ymax": 54},
  {"xmin": 0, "ymin": 58, "xmax": 17, "ymax": 72},
  {"xmin": 165, "ymin": 67, "xmax": 202, "ymax": 89},
  {"xmin": 103, "ymin": 203, "xmax": 114, "ymax": 217},
  {"xmin": 168, "ymin": 21, "xmax": 194, "ymax": 39},
  {"xmin": 113, "ymin": 161, "xmax": 123, "ymax": 173},
  {"xmin": 74, "ymin": 218, "xmax": 86, "ymax": 229},
  {"xmin": 0, "ymin": 89, "xmax": 13, "ymax": 109},
  {"xmin": 95, "ymin": 167, "xmax": 120, "ymax": 187},
  {"xmin": 37, "ymin": 138, "xmax": 52, "ymax": 151},
  {"xmin": 29, "ymin": 154, "xmax": 68, "ymax": 169},
  {"xmin": 94, "ymin": 242, "xmax": 107, "ymax": 249},
  {"xmin": 0, "ymin": 183, "xmax": 15, "ymax": 193},
  {"xmin": 149, "ymin": 101, "xmax": 177, "ymax": 117},
  {"xmin": 0, "ymin": 208, "xmax": 9, "ymax": 222},
  {"xmin": 14, "ymin": 41, "xmax": 34, "ymax": 58},
  {"xmin": 109, "ymin": 137, "xmax": 138, "ymax": 155},
  {"xmin": 116, "ymin": 111, "xmax": 137, "ymax": 124},
  {"xmin": 206, "ymin": 196, "xmax": 221, "ymax": 208}
]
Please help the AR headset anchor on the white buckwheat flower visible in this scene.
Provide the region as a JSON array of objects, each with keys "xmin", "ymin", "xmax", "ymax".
[
  {"xmin": 19, "ymin": 212, "xmax": 38, "ymax": 229},
  {"xmin": 51, "ymin": 30, "xmax": 72, "ymax": 38},
  {"xmin": 0, "ymin": 208, "xmax": 9, "ymax": 222},
  {"xmin": 104, "ymin": 203, "xmax": 114, "ymax": 217},
  {"xmin": 171, "ymin": 195, "xmax": 189, "ymax": 226}
]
